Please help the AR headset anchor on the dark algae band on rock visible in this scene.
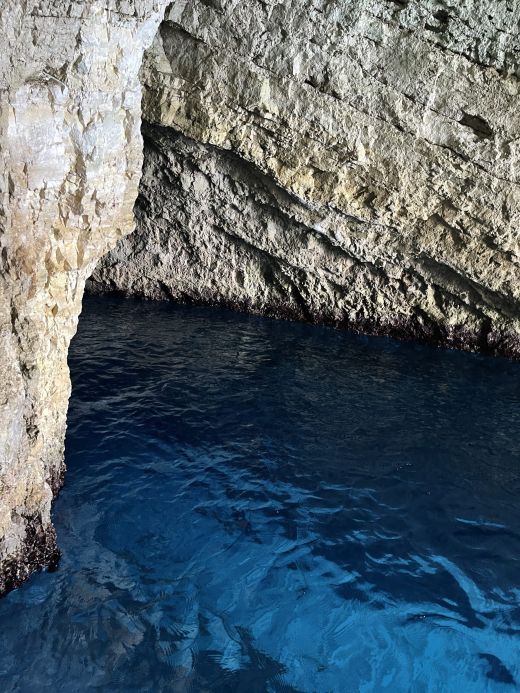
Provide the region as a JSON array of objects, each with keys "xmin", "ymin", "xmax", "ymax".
[
  {"xmin": 0, "ymin": 515, "xmax": 60, "ymax": 596},
  {"xmin": 0, "ymin": 461, "xmax": 65, "ymax": 598},
  {"xmin": 89, "ymin": 265, "xmax": 520, "ymax": 361},
  {"xmin": 87, "ymin": 283, "xmax": 520, "ymax": 362}
]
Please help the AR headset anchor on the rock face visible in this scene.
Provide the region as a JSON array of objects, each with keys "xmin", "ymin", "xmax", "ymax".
[
  {"xmin": 0, "ymin": 1, "xmax": 167, "ymax": 594},
  {"xmin": 92, "ymin": 0, "xmax": 520, "ymax": 356},
  {"xmin": 2, "ymin": 0, "xmax": 520, "ymax": 596}
]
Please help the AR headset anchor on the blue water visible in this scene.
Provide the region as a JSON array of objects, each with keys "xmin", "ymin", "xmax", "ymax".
[{"xmin": 1, "ymin": 296, "xmax": 520, "ymax": 692}]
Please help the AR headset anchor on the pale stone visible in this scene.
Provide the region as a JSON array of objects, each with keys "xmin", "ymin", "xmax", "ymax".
[
  {"xmin": 0, "ymin": 0, "xmax": 168, "ymax": 593},
  {"xmin": 93, "ymin": 0, "xmax": 520, "ymax": 357}
]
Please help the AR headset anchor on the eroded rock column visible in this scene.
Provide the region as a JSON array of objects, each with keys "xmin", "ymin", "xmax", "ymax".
[{"xmin": 0, "ymin": 0, "xmax": 167, "ymax": 594}]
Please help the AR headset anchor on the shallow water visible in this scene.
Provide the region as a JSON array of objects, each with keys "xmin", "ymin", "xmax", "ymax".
[{"xmin": 1, "ymin": 296, "xmax": 520, "ymax": 692}]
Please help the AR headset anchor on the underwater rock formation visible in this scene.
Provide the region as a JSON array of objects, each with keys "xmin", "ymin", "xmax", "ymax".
[
  {"xmin": 0, "ymin": 0, "xmax": 168, "ymax": 594},
  {"xmin": 92, "ymin": 0, "xmax": 520, "ymax": 356}
]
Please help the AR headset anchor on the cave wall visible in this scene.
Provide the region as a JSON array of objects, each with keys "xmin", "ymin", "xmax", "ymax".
[
  {"xmin": 0, "ymin": 0, "xmax": 168, "ymax": 594},
  {"xmin": 91, "ymin": 0, "xmax": 520, "ymax": 356},
  {"xmin": 1, "ymin": 0, "xmax": 520, "ymax": 595}
]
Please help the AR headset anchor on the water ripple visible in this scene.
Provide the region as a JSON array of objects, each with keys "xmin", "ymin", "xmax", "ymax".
[{"xmin": 1, "ymin": 296, "xmax": 519, "ymax": 691}]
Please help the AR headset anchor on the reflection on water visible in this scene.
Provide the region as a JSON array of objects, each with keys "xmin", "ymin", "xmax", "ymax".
[{"xmin": 1, "ymin": 296, "xmax": 519, "ymax": 691}]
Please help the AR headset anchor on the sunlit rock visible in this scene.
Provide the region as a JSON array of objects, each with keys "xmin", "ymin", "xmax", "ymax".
[{"xmin": 0, "ymin": 0, "xmax": 168, "ymax": 593}]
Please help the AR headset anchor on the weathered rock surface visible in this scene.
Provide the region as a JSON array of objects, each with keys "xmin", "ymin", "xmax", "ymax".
[
  {"xmin": 2, "ymin": 0, "xmax": 520, "ymax": 596},
  {"xmin": 0, "ymin": 0, "xmax": 167, "ymax": 594},
  {"xmin": 92, "ymin": 0, "xmax": 520, "ymax": 356}
]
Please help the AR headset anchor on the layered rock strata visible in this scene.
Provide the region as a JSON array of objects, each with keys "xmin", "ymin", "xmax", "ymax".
[
  {"xmin": 92, "ymin": 0, "xmax": 520, "ymax": 356},
  {"xmin": 0, "ymin": 0, "xmax": 167, "ymax": 594}
]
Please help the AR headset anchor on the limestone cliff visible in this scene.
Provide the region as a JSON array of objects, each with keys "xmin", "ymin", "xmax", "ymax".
[
  {"xmin": 0, "ymin": 1, "xmax": 167, "ymax": 594},
  {"xmin": 2, "ymin": 0, "xmax": 520, "ymax": 596},
  {"xmin": 92, "ymin": 0, "xmax": 520, "ymax": 356}
]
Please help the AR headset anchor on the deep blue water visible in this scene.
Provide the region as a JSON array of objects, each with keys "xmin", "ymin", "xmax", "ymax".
[{"xmin": 1, "ymin": 296, "xmax": 520, "ymax": 692}]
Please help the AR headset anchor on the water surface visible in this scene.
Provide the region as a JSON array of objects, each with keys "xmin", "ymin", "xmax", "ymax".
[{"xmin": 1, "ymin": 296, "xmax": 519, "ymax": 691}]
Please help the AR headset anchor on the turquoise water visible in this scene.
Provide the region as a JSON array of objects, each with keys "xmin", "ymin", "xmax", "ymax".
[{"xmin": 1, "ymin": 296, "xmax": 519, "ymax": 692}]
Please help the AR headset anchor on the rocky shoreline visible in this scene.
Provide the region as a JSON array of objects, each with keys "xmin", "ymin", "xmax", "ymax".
[{"xmin": 2, "ymin": 0, "xmax": 520, "ymax": 594}]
